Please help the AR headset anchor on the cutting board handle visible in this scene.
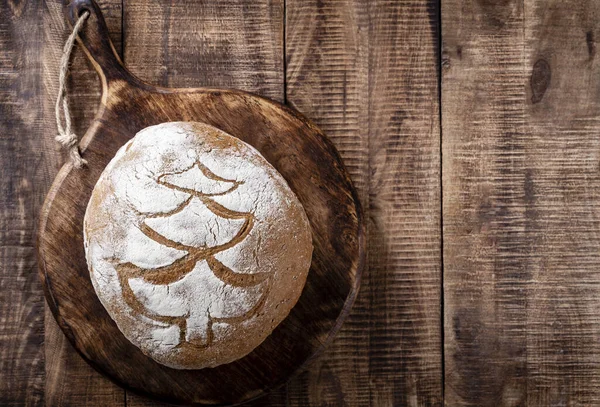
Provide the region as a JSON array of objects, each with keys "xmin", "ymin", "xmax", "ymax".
[{"xmin": 66, "ymin": 0, "xmax": 133, "ymax": 84}]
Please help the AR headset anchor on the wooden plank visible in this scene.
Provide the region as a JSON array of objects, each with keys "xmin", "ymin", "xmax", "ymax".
[
  {"xmin": 42, "ymin": 1, "xmax": 125, "ymax": 405},
  {"xmin": 286, "ymin": 0, "xmax": 442, "ymax": 405},
  {"xmin": 0, "ymin": 1, "xmax": 45, "ymax": 405},
  {"xmin": 126, "ymin": 391, "xmax": 288, "ymax": 407},
  {"xmin": 122, "ymin": 0, "xmax": 284, "ymax": 102},
  {"xmin": 284, "ymin": 1, "xmax": 370, "ymax": 405},
  {"xmin": 121, "ymin": 1, "xmax": 283, "ymax": 404},
  {"xmin": 362, "ymin": 1, "xmax": 442, "ymax": 403},
  {"xmin": 127, "ymin": 381, "xmax": 288, "ymax": 406},
  {"xmin": 443, "ymin": 0, "xmax": 600, "ymax": 405}
]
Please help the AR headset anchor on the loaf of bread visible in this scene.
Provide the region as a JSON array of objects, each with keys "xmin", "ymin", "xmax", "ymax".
[{"xmin": 83, "ymin": 122, "xmax": 313, "ymax": 369}]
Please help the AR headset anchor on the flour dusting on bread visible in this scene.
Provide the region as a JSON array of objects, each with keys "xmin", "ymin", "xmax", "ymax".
[{"xmin": 84, "ymin": 122, "xmax": 313, "ymax": 369}]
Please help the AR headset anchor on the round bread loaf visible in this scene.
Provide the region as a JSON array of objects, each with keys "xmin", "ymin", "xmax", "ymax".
[{"xmin": 83, "ymin": 122, "xmax": 313, "ymax": 369}]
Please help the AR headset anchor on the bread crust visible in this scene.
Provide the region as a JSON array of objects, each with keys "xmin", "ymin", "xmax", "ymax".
[{"xmin": 83, "ymin": 122, "xmax": 313, "ymax": 369}]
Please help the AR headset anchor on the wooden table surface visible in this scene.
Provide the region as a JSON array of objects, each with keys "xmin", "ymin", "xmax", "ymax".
[{"xmin": 2, "ymin": 0, "xmax": 600, "ymax": 406}]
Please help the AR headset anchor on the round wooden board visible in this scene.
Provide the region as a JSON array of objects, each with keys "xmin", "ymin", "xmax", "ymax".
[{"xmin": 37, "ymin": 1, "xmax": 364, "ymax": 406}]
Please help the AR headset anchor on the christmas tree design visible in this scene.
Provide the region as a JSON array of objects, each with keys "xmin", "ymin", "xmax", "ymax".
[{"xmin": 112, "ymin": 161, "xmax": 272, "ymax": 349}]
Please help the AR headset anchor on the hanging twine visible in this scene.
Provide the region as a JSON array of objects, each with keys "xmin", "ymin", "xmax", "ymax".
[{"xmin": 55, "ymin": 11, "xmax": 90, "ymax": 168}]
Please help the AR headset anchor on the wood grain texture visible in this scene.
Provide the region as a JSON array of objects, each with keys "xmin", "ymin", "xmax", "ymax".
[
  {"xmin": 44, "ymin": 315, "xmax": 125, "ymax": 406},
  {"xmin": 365, "ymin": 1, "xmax": 442, "ymax": 404},
  {"xmin": 122, "ymin": 0, "xmax": 284, "ymax": 102},
  {"xmin": 443, "ymin": 0, "xmax": 600, "ymax": 405},
  {"xmin": 285, "ymin": 2, "xmax": 370, "ymax": 405},
  {"xmin": 5, "ymin": 0, "xmax": 599, "ymax": 404},
  {"xmin": 37, "ymin": 0, "xmax": 363, "ymax": 405},
  {"xmin": 0, "ymin": 1, "xmax": 45, "ymax": 405},
  {"xmin": 42, "ymin": 1, "xmax": 126, "ymax": 405},
  {"xmin": 285, "ymin": 0, "xmax": 442, "ymax": 405}
]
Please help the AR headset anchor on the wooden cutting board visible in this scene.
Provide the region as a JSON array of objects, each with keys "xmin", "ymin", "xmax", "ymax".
[{"xmin": 37, "ymin": 0, "xmax": 364, "ymax": 405}]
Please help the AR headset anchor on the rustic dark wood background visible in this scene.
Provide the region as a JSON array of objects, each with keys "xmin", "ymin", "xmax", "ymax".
[{"xmin": 2, "ymin": 0, "xmax": 600, "ymax": 405}]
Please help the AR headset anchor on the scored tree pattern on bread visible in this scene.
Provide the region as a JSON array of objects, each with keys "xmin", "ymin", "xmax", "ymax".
[{"xmin": 111, "ymin": 160, "xmax": 273, "ymax": 349}]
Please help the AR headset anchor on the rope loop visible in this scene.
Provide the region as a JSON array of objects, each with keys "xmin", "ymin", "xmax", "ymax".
[{"xmin": 55, "ymin": 11, "xmax": 90, "ymax": 169}]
